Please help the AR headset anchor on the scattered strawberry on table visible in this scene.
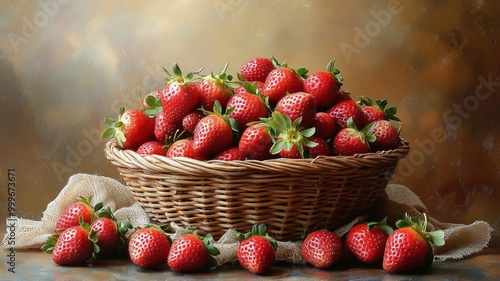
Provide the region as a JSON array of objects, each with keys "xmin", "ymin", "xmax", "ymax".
[
  {"xmin": 101, "ymin": 56, "xmax": 405, "ymax": 159},
  {"xmin": 301, "ymin": 229, "xmax": 344, "ymax": 269},
  {"xmin": 237, "ymin": 224, "xmax": 278, "ymax": 275},
  {"xmin": 345, "ymin": 217, "xmax": 393, "ymax": 264}
]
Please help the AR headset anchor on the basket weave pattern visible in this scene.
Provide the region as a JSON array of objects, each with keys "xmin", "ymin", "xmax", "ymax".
[{"xmin": 105, "ymin": 139, "xmax": 409, "ymax": 241}]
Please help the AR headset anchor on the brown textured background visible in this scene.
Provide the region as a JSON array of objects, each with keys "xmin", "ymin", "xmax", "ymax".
[{"xmin": 1, "ymin": 0, "xmax": 498, "ymax": 230}]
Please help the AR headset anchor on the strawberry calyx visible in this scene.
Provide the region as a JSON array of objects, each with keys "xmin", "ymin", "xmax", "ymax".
[
  {"xmin": 203, "ymin": 63, "xmax": 241, "ymax": 89},
  {"xmin": 270, "ymin": 56, "xmax": 309, "ymax": 79},
  {"xmin": 201, "ymin": 100, "xmax": 239, "ymax": 133},
  {"xmin": 325, "ymin": 58, "xmax": 344, "ymax": 87},
  {"xmin": 358, "ymin": 96, "xmax": 401, "ymax": 122},
  {"xmin": 236, "ymin": 224, "xmax": 278, "ymax": 251},
  {"xmin": 346, "ymin": 117, "xmax": 377, "ymax": 148},
  {"xmin": 239, "ymin": 81, "xmax": 272, "ymax": 113},
  {"xmin": 163, "ymin": 62, "xmax": 203, "ymax": 85},
  {"xmin": 100, "ymin": 106, "xmax": 128, "ymax": 147},
  {"xmin": 263, "ymin": 111, "xmax": 318, "ymax": 158},
  {"xmin": 141, "ymin": 91, "xmax": 163, "ymax": 117},
  {"xmin": 365, "ymin": 217, "xmax": 393, "ymax": 235}
]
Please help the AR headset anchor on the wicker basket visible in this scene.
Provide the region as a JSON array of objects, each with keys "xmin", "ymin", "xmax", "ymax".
[{"xmin": 105, "ymin": 139, "xmax": 409, "ymax": 241}]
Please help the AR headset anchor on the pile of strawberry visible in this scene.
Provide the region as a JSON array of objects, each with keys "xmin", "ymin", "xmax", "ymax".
[
  {"xmin": 42, "ymin": 197, "xmax": 444, "ymax": 275},
  {"xmin": 101, "ymin": 57, "xmax": 403, "ymax": 159}
]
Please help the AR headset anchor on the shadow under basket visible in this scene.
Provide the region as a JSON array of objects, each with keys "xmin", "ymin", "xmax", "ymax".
[{"xmin": 105, "ymin": 139, "xmax": 410, "ymax": 241}]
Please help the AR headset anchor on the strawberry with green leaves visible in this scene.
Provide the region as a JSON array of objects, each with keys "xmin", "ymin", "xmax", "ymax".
[
  {"xmin": 238, "ymin": 123, "xmax": 275, "ymax": 160},
  {"xmin": 368, "ymin": 120, "xmax": 401, "ymax": 151},
  {"xmin": 275, "ymin": 91, "xmax": 317, "ymax": 128},
  {"xmin": 358, "ymin": 96, "xmax": 400, "ymax": 125},
  {"xmin": 239, "ymin": 57, "xmax": 275, "ymax": 83},
  {"xmin": 55, "ymin": 196, "xmax": 102, "ymax": 234},
  {"xmin": 101, "ymin": 107, "xmax": 156, "ymax": 150},
  {"xmin": 301, "ymin": 229, "xmax": 343, "ymax": 269},
  {"xmin": 262, "ymin": 57, "xmax": 307, "ymax": 103},
  {"xmin": 128, "ymin": 224, "xmax": 171, "ymax": 269},
  {"xmin": 43, "ymin": 218, "xmax": 99, "ymax": 266},
  {"xmin": 90, "ymin": 207, "xmax": 132, "ymax": 256},
  {"xmin": 383, "ymin": 213, "xmax": 445, "ymax": 274},
  {"xmin": 227, "ymin": 81, "xmax": 269, "ymax": 131},
  {"xmin": 345, "ymin": 217, "xmax": 393, "ymax": 264},
  {"xmin": 237, "ymin": 224, "xmax": 277, "ymax": 275},
  {"xmin": 333, "ymin": 118, "xmax": 375, "ymax": 156},
  {"xmin": 168, "ymin": 231, "xmax": 220, "ymax": 273},
  {"xmin": 327, "ymin": 99, "xmax": 366, "ymax": 132},
  {"xmin": 303, "ymin": 59, "xmax": 343, "ymax": 107},
  {"xmin": 198, "ymin": 63, "xmax": 238, "ymax": 110},
  {"xmin": 154, "ymin": 109, "xmax": 183, "ymax": 143}
]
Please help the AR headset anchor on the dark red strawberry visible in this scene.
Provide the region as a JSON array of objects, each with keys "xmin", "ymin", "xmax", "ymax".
[
  {"xmin": 168, "ymin": 232, "xmax": 220, "ymax": 273},
  {"xmin": 101, "ymin": 107, "xmax": 156, "ymax": 150},
  {"xmin": 212, "ymin": 146, "xmax": 245, "ymax": 161},
  {"xmin": 301, "ymin": 229, "xmax": 343, "ymax": 269},
  {"xmin": 345, "ymin": 218, "xmax": 393, "ymax": 264},
  {"xmin": 367, "ymin": 120, "xmax": 401, "ymax": 152},
  {"xmin": 275, "ymin": 92, "xmax": 316, "ymax": 128},
  {"xmin": 128, "ymin": 224, "xmax": 171, "ymax": 269},
  {"xmin": 198, "ymin": 63, "xmax": 238, "ymax": 110},
  {"xmin": 227, "ymin": 82, "xmax": 269, "ymax": 131},
  {"xmin": 239, "ymin": 57, "xmax": 275, "ymax": 83},
  {"xmin": 303, "ymin": 59, "xmax": 343, "ymax": 107},
  {"xmin": 327, "ymin": 99, "xmax": 366, "ymax": 131},
  {"xmin": 154, "ymin": 109, "xmax": 183, "ymax": 143},
  {"xmin": 136, "ymin": 140, "xmax": 167, "ymax": 156},
  {"xmin": 333, "ymin": 118, "xmax": 375, "ymax": 156},
  {"xmin": 334, "ymin": 89, "xmax": 352, "ymax": 103},
  {"xmin": 182, "ymin": 110, "xmax": 205, "ymax": 135},
  {"xmin": 358, "ymin": 96, "xmax": 400, "ymax": 125},
  {"xmin": 239, "ymin": 123, "xmax": 275, "ymax": 160},
  {"xmin": 383, "ymin": 213, "xmax": 445, "ymax": 274},
  {"xmin": 308, "ymin": 136, "xmax": 333, "ymax": 158},
  {"xmin": 166, "ymin": 138, "xmax": 208, "ymax": 160},
  {"xmin": 262, "ymin": 58, "xmax": 306, "ymax": 103},
  {"xmin": 90, "ymin": 217, "xmax": 119, "ymax": 256},
  {"xmin": 43, "ymin": 221, "xmax": 98, "ymax": 266},
  {"xmin": 237, "ymin": 224, "xmax": 277, "ymax": 275},
  {"xmin": 312, "ymin": 112, "xmax": 336, "ymax": 140},
  {"xmin": 55, "ymin": 197, "xmax": 101, "ymax": 234}
]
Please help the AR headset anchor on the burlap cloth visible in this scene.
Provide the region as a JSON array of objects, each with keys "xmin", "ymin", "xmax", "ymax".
[{"xmin": 3, "ymin": 173, "xmax": 492, "ymax": 264}]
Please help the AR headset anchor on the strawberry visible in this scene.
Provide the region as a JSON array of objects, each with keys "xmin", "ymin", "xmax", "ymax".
[
  {"xmin": 55, "ymin": 196, "xmax": 101, "ymax": 234},
  {"xmin": 101, "ymin": 107, "xmax": 156, "ymax": 150},
  {"xmin": 239, "ymin": 57, "xmax": 275, "ymax": 83},
  {"xmin": 275, "ymin": 92, "xmax": 316, "ymax": 128},
  {"xmin": 301, "ymin": 229, "xmax": 343, "ymax": 269},
  {"xmin": 212, "ymin": 146, "xmax": 245, "ymax": 161},
  {"xmin": 312, "ymin": 112, "xmax": 336, "ymax": 140},
  {"xmin": 334, "ymin": 89, "xmax": 352, "ymax": 103},
  {"xmin": 327, "ymin": 99, "xmax": 366, "ymax": 132},
  {"xmin": 141, "ymin": 91, "xmax": 162, "ymax": 117},
  {"xmin": 90, "ymin": 208, "xmax": 132, "ymax": 256},
  {"xmin": 303, "ymin": 59, "xmax": 343, "ymax": 107},
  {"xmin": 358, "ymin": 96, "xmax": 400, "ymax": 125},
  {"xmin": 154, "ymin": 108, "xmax": 183, "ymax": 143},
  {"xmin": 308, "ymin": 136, "xmax": 332, "ymax": 158},
  {"xmin": 368, "ymin": 120, "xmax": 401, "ymax": 152},
  {"xmin": 264, "ymin": 111, "xmax": 317, "ymax": 159},
  {"xmin": 182, "ymin": 110, "xmax": 205, "ymax": 135},
  {"xmin": 192, "ymin": 101, "xmax": 236, "ymax": 156},
  {"xmin": 383, "ymin": 213, "xmax": 445, "ymax": 274},
  {"xmin": 227, "ymin": 81, "xmax": 269, "ymax": 131},
  {"xmin": 168, "ymin": 232, "xmax": 220, "ymax": 273},
  {"xmin": 262, "ymin": 58, "xmax": 307, "ymax": 103},
  {"xmin": 332, "ymin": 118, "xmax": 375, "ymax": 156},
  {"xmin": 345, "ymin": 218, "xmax": 393, "ymax": 264},
  {"xmin": 237, "ymin": 224, "xmax": 277, "ymax": 275},
  {"xmin": 42, "ymin": 219, "xmax": 98, "ymax": 266},
  {"xmin": 166, "ymin": 138, "xmax": 208, "ymax": 160},
  {"xmin": 128, "ymin": 224, "xmax": 171, "ymax": 269},
  {"xmin": 198, "ymin": 63, "xmax": 238, "ymax": 110},
  {"xmin": 239, "ymin": 123, "xmax": 275, "ymax": 160},
  {"xmin": 136, "ymin": 140, "xmax": 167, "ymax": 156}
]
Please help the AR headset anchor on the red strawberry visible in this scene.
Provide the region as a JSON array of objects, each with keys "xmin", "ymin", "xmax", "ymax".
[
  {"xmin": 358, "ymin": 96, "xmax": 401, "ymax": 125},
  {"xmin": 308, "ymin": 136, "xmax": 332, "ymax": 158},
  {"xmin": 212, "ymin": 146, "xmax": 245, "ymax": 161},
  {"xmin": 166, "ymin": 138, "xmax": 208, "ymax": 160},
  {"xmin": 227, "ymin": 82, "xmax": 269, "ymax": 131},
  {"xmin": 275, "ymin": 92, "xmax": 316, "ymax": 128},
  {"xmin": 334, "ymin": 89, "xmax": 352, "ymax": 103},
  {"xmin": 345, "ymin": 218, "xmax": 393, "ymax": 264},
  {"xmin": 90, "ymin": 217, "xmax": 120, "ymax": 256},
  {"xmin": 192, "ymin": 102, "xmax": 235, "ymax": 156},
  {"xmin": 303, "ymin": 59, "xmax": 343, "ymax": 107},
  {"xmin": 367, "ymin": 120, "xmax": 401, "ymax": 152},
  {"xmin": 383, "ymin": 213, "xmax": 445, "ymax": 274},
  {"xmin": 239, "ymin": 57, "xmax": 275, "ymax": 83},
  {"xmin": 198, "ymin": 63, "xmax": 237, "ymax": 110},
  {"xmin": 182, "ymin": 110, "xmax": 205, "ymax": 135},
  {"xmin": 136, "ymin": 140, "xmax": 167, "ymax": 156},
  {"xmin": 239, "ymin": 123, "xmax": 275, "ymax": 160},
  {"xmin": 128, "ymin": 224, "xmax": 171, "ymax": 269},
  {"xmin": 332, "ymin": 118, "xmax": 375, "ymax": 156},
  {"xmin": 168, "ymin": 232, "xmax": 220, "ymax": 273},
  {"xmin": 237, "ymin": 224, "xmax": 277, "ymax": 275},
  {"xmin": 101, "ymin": 107, "xmax": 155, "ymax": 150},
  {"xmin": 262, "ymin": 58, "xmax": 306, "ymax": 103},
  {"xmin": 42, "ymin": 221, "xmax": 98, "ymax": 266},
  {"xmin": 327, "ymin": 99, "xmax": 366, "ymax": 132},
  {"xmin": 154, "ymin": 109, "xmax": 183, "ymax": 143},
  {"xmin": 55, "ymin": 197, "xmax": 101, "ymax": 234},
  {"xmin": 312, "ymin": 112, "xmax": 336, "ymax": 140},
  {"xmin": 301, "ymin": 229, "xmax": 343, "ymax": 269}
]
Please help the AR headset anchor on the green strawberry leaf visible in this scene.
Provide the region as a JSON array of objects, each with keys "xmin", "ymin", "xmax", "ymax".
[{"xmin": 428, "ymin": 230, "xmax": 445, "ymax": 246}]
